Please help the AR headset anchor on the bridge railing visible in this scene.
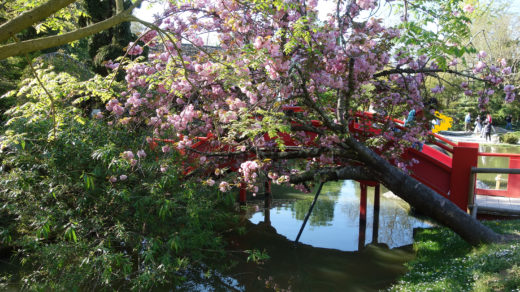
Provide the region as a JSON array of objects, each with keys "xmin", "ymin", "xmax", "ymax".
[
  {"xmin": 352, "ymin": 111, "xmax": 456, "ymax": 155},
  {"xmin": 468, "ymin": 166, "xmax": 520, "ymax": 217},
  {"xmin": 472, "ymin": 152, "xmax": 520, "ymax": 199}
]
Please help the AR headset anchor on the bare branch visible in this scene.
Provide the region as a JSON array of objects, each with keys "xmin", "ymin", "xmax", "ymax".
[
  {"xmin": 0, "ymin": 0, "xmax": 77, "ymax": 43},
  {"xmin": 258, "ymin": 147, "xmax": 328, "ymax": 160},
  {"xmin": 289, "ymin": 165, "xmax": 373, "ymax": 184},
  {"xmin": 373, "ymin": 67, "xmax": 490, "ymax": 83},
  {"xmin": 0, "ymin": 0, "xmax": 143, "ymax": 60},
  {"xmin": 115, "ymin": 0, "xmax": 124, "ymax": 14}
]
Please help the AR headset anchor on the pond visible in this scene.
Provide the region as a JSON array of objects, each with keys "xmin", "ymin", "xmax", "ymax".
[
  {"xmin": 478, "ymin": 144, "xmax": 520, "ymax": 190},
  {"xmin": 215, "ymin": 180, "xmax": 432, "ymax": 291},
  {"xmin": 214, "ymin": 142, "xmax": 520, "ymax": 291}
]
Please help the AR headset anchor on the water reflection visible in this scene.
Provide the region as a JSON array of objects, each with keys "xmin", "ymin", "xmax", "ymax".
[
  {"xmin": 227, "ymin": 221, "xmax": 415, "ymax": 291},
  {"xmin": 292, "ymin": 195, "xmax": 336, "ymax": 226},
  {"xmin": 478, "ymin": 144, "xmax": 520, "ymax": 189},
  {"xmin": 248, "ymin": 180, "xmax": 430, "ymax": 251}
]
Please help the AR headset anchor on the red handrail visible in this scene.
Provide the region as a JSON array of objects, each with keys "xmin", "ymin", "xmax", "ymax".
[
  {"xmin": 431, "ymin": 133, "xmax": 457, "ymax": 147},
  {"xmin": 478, "ymin": 152, "xmax": 520, "ymax": 158}
]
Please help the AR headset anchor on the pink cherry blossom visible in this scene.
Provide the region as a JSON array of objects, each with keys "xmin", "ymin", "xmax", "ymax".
[
  {"xmin": 123, "ymin": 151, "xmax": 134, "ymax": 160},
  {"xmin": 219, "ymin": 181, "xmax": 230, "ymax": 192},
  {"xmin": 137, "ymin": 149, "xmax": 146, "ymax": 159},
  {"xmin": 463, "ymin": 4, "xmax": 474, "ymax": 13}
]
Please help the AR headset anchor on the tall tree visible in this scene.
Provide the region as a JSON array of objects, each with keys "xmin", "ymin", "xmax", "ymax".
[{"xmin": 83, "ymin": 0, "xmax": 137, "ymax": 75}]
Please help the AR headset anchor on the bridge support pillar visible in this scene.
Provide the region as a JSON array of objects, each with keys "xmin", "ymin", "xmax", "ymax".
[
  {"xmin": 450, "ymin": 142, "xmax": 479, "ymax": 211},
  {"xmin": 239, "ymin": 183, "xmax": 247, "ymax": 205},
  {"xmin": 358, "ymin": 183, "xmax": 367, "ymax": 251},
  {"xmin": 264, "ymin": 180, "xmax": 272, "ymax": 208},
  {"xmin": 372, "ymin": 184, "xmax": 380, "ymax": 244}
]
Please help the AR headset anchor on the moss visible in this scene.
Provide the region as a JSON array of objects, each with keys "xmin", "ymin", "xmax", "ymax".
[{"xmin": 389, "ymin": 220, "xmax": 520, "ymax": 291}]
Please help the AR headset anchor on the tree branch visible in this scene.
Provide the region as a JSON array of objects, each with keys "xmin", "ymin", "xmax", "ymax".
[
  {"xmin": 115, "ymin": 0, "xmax": 124, "ymax": 14},
  {"xmin": 0, "ymin": 0, "xmax": 143, "ymax": 60},
  {"xmin": 289, "ymin": 165, "xmax": 373, "ymax": 184},
  {"xmin": 373, "ymin": 67, "xmax": 490, "ymax": 83},
  {"xmin": 258, "ymin": 147, "xmax": 329, "ymax": 160},
  {"xmin": 292, "ymin": 66, "xmax": 344, "ymax": 133},
  {"xmin": 0, "ymin": 0, "xmax": 77, "ymax": 43},
  {"xmin": 337, "ymin": 57, "xmax": 355, "ymax": 126}
]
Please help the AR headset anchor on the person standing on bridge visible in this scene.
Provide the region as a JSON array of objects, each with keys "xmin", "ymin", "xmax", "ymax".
[
  {"xmin": 404, "ymin": 108, "xmax": 424, "ymax": 151},
  {"xmin": 404, "ymin": 109, "xmax": 416, "ymax": 127},
  {"xmin": 474, "ymin": 115, "xmax": 482, "ymax": 136},
  {"xmin": 483, "ymin": 121, "xmax": 494, "ymax": 142},
  {"xmin": 464, "ymin": 112, "xmax": 471, "ymax": 132},
  {"xmin": 506, "ymin": 114, "xmax": 513, "ymax": 130}
]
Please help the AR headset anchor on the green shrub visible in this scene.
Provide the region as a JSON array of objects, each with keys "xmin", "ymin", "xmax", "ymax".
[
  {"xmin": 499, "ymin": 132, "xmax": 519, "ymax": 144},
  {"xmin": 390, "ymin": 220, "xmax": 520, "ymax": 292},
  {"xmin": 0, "ymin": 69, "xmax": 238, "ymax": 290}
]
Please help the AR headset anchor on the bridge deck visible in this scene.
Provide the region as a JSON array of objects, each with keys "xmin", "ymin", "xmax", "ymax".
[{"xmin": 476, "ymin": 195, "xmax": 520, "ymax": 216}]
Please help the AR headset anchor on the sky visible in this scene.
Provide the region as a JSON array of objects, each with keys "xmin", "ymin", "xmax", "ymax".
[
  {"xmin": 133, "ymin": 0, "xmax": 393, "ymax": 23},
  {"xmin": 134, "ymin": 0, "xmax": 520, "ymax": 22},
  {"xmin": 132, "ymin": 0, "xmax": 520, "ymax": 45}
]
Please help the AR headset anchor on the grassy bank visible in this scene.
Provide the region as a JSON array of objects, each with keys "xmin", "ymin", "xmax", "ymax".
[{"xmin": 390, "ymin": 220, "xmax": 520, "ymax": 291}]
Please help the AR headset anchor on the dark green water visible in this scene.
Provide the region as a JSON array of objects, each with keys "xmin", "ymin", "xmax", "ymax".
[{"xmin": 217, "ymin": 180, "xmax": 431, "ymax": 291}]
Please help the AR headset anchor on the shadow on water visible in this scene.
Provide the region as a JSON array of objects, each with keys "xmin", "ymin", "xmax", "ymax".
[
  {"xmin": 225, "ymin": 221, "xmax": 415, "ymax": 291},
  {"xmin": 217, "ymin": 180, "xmax": 432, "ymax": 291}
]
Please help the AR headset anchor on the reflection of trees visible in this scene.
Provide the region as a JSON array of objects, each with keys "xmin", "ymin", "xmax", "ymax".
[
  {"xmin": 320, "ymin": 181, "xmax": 344, "ymax": 196},
  {"xmin": 373, "ymin": 200, "xmax": 421, "ymax": 248},
  {"xmin": 292, "ymin": 196, "xmax": 336, "ymax": 226},
  {"xmin": 477, "ymin": 145, "xmax": 518, "ymax": 189}
]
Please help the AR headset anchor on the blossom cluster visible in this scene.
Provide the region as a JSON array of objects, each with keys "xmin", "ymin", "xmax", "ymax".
[{"xmin": 100, "ymin": 0, "xmax": 516, "ymax": 191}]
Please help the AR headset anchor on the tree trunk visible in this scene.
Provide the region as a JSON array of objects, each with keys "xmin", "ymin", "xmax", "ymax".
[{"xmin": 345, "ymin": 137, "xmax": 505, "ymax": 246}]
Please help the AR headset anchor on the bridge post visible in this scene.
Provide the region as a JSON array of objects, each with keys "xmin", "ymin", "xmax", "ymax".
[
  {"xmin": 239, "ymin": 182, "xmax": 247, "ymax": 205},
  {"xmin": 358, "ymin": 183, "xmax": 367, "ymax": 250},
  {"xmin": 372, "ymin": 184, "xmax": 380, "ymax": 244},
  {"xmin": 264, "ymin": 180, "xmax": 272, "ymax": 208},
  {"xmin": 507, "ymin": 157, "xmax": 520, "ymax": 198},
  {"xmin": 450, "ymin": 142, "xmax": 479, "ymax": 211}
]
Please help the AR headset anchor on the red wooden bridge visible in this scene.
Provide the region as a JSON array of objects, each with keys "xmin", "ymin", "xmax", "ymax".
[{"xmin": 152, "ymin": 107, "xmax": 520, "ymax": 216}]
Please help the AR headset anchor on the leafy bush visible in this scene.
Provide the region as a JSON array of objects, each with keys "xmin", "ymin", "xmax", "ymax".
[
  {"xmin": 390, "ymin": 220, "xmax": 520, "ymax": 292},
  {"xmin": 499, "ymin": 132, "xmax": 519, "ymax": 144},
  {"xmin": 0, "ymin": 69, "xmax": 238, "ymax": 290}
]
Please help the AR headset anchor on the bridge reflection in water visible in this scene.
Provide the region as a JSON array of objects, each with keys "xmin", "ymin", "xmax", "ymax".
[
  {"xmin": 223, "ymin": 181, "xmax": 430, "ymax": 291},
  {"xmin": 248, "ymin": 180, "xmax": 431, "ymax": 251}
]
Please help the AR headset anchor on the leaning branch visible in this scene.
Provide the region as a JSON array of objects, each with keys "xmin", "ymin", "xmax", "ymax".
[
  {"xmin": 292, "ymin": 66, "xmax": 344, "ymax": 133},
  {"xmin": 373, "ymin": 68, "xmax": 490, "ymax": 83},
  {"xmin": 0, "ymin": 0, "xmax": 77, "ymax": 43},
  {"xmin": 0, "ymin": 0, "xmax": 143, "ymax": 60},
  {"xmin": 258, "ymin": 147, "xmax": 331, "ymax": 160},
  {"xmin": 289, "ymin": 166, "xmax": 373, "ymax": 184}
]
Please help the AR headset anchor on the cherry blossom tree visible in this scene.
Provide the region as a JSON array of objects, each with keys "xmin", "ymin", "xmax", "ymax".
[
  {"xmin": 98, "ymin": 0, "xmax": 518, "ymax": 245},
  {"xmin": 2, "ymin": 0, "xmax": 517, "ymax": 245}
]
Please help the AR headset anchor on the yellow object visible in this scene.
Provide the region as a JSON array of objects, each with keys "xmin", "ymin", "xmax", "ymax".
[{"xmin": 432, "ymin": 111, "xmax": 453, "ymax": 133}]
